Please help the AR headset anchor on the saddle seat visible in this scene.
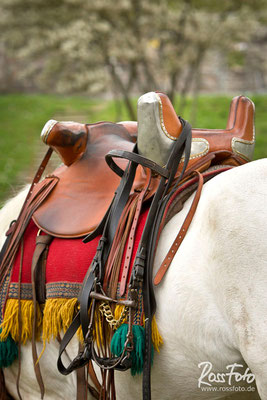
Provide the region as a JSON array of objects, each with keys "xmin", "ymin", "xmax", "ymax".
[{"xmin": 33, "ymin": 92, "xmax": 255, "ymax": 238}]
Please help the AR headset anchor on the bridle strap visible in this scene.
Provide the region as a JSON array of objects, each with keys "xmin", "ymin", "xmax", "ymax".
[{"xmin": 154, "ymin": 171, "xmax": 204, "ymax": 285}]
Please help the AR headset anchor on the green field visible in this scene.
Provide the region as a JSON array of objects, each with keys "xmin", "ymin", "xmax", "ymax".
[{"xmin": 0, "ymin": 94, "xmax": 266, "ymax": 206}]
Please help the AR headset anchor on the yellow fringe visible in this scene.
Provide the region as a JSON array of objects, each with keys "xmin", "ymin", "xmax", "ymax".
[
  {"xmin": 151, "ymin": 315, "xmax": 164, "ymax": 352},
  {"xmin": 114, "ymin": 304, "xmax": 127, "ymax": 324},
  {"xmin": 0, "ymin": 299, "xmax": 163, "ymax": 354},
  {"xmin": 94, "ymin": 306, "xmax": 103, "ymax": 348},
  {"xmin": 143, "ymin": 314, "xmax": 163, "ymax": 353},
  {"xmin": 42, "ymin": 298, "xmax": 78, "ymax": 342},
  {"xmin": 0, "ymin": 299, "xmax": 42, "ymax": 344}
]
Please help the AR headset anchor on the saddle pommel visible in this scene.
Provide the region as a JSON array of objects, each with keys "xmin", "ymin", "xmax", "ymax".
[
  {"xmin": 41, "ymin": 120, "xmax": 88, "ymax": 166},
  {"xmin": 137, "ymin": 92, "xmax": 183, "ymax": 166}
]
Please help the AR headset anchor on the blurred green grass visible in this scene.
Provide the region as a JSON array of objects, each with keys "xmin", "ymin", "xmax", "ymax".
[{"xmin": 0, "ymin": 93, "xmax": 266, "ymax": 206}]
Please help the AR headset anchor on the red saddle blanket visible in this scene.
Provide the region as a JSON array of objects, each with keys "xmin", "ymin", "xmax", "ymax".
[{"xmin": 9, "ymin": 208, "xmax": 149, "ymax": 301}]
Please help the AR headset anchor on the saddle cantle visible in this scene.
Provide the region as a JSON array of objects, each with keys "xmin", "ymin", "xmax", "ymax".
[
  {"xmin": 138, "ymin": 92, "xmax": 255, "ymax": 166},
  {"xmin": 33, "ymin": 92, "xmax": 255, "ymax": 238}
]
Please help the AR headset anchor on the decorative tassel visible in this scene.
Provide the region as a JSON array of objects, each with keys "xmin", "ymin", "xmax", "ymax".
[
  {"xmin": 111, "ymin": 323, "xmax": 153, "ymax": 375},
  {"xmin": 0, "ymin": 299, "xmax": 42, "ymax": 343},
  {"xmin": 151, "ymin": 315, "xmax": 163, "ymax": 352},
  {"xmin": 142, "ymin": 314, "xmax": 163, "ymax": 352},
  {"xmin": 0, "ymin": 328, "xmax": 18, "ymax": 368},
  {"xmin": 42, "ymin": 298, "xmax": 78, "ymax": 342}
]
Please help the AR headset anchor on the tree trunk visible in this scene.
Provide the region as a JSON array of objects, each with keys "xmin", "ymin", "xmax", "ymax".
[{"xmin": 107, "ymin": 59, "xmax": 136, "ymax": 120}]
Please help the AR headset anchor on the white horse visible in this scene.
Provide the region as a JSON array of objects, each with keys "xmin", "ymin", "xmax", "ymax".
[{"xmin": 1, "ymin": 158, "xmax": 267, "ymax": 400}]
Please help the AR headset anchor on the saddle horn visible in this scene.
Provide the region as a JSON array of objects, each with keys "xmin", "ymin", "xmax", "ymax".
[{"xmin": 41, "ymin": 120, "xmax": 88, "ymax": 166}]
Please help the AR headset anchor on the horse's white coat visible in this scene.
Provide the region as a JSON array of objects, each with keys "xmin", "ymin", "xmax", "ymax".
[{"xmin": 1, "ymin": 159, "xmax": 267, "ymax": 400}]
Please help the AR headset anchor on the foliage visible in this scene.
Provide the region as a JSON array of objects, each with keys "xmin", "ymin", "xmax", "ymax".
[
  {"xmin": 0, "ymin": 93, "xmax": 266, "ymax": 206},
  {"xmin": 0, "ymin": 0, "xmax": 266, "ymax": 117}
]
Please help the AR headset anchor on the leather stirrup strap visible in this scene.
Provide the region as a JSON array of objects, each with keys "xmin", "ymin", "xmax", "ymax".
[
  {"xmin": 154, "ymin": 171, "xmax": 204, "ymax": 285},
  {"xmin": 31, "ymin": 234, "xmax": 53, "ymax": 399},
  {"xmin": 76, "ymin": 343, "xmax": 87, "ymax": 400},
  {"xmin": 88, "ymin": 360, "xmax": 101, "ymax": 394}
]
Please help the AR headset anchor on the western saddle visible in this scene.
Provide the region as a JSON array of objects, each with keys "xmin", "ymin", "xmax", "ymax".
[
  {"xmin": 33, "ymin": 92, "xmax": 254, "ymax": 238},
  {"xmin": 0, "ymin": 92, "xmax": 255, "ymax": 400}
]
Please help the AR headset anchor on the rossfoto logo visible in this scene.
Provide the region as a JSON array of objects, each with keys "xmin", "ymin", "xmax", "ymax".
[{"xmin": 198, "ymin": 361, "xmax": 256, "ymax": 393}]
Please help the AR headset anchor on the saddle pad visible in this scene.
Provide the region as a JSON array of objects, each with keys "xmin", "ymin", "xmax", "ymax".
[{"xmin": 9, "ymin": 209, "xmax": 149, "ymax": 301}]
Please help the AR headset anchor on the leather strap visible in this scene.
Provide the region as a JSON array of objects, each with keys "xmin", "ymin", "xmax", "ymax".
[
  {"xmin": 76, "ymin": 343, "xmax": 87, "ymax": 400},
  {"xmin": 88, "ymin": 360, "xmax": 101, "ymax": 393},
  {"xmin": 0, "ymin": 148, "xmax": 55, "ymax": 316},
  {"xmin": 57, "ymin": 313, "xmax": 86, "ymax": 375},
  {"xmin": 103, "ymin": 195, "xmax": 138, "ymax": 294},
  {"xmin": 154, "ymin": 171, "xmax": 204, "ymax": 285},
  {"xmin": 106, "ymin": 149, "xmax": 170, "ymax": 179},
  {"xmin": 0, "ymin": 176, "xmax": 58, "ymax": 289},
  {"xmin": 31, "ymin": 234, "xmax": 53, "ymax": 399},
  {"xmin": 120, "ymin": 170, "xmax": 152, "ymax": 297}
]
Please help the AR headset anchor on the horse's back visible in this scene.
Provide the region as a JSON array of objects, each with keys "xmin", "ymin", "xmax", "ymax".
[{"xmin": 1, "ymin": 159, "xmax": 266, "ymax": 400}]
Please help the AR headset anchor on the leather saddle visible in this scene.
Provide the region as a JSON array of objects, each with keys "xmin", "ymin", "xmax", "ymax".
[{"xmin": 33, "ymin": 93, "xmax": 255, "ymax": 238}]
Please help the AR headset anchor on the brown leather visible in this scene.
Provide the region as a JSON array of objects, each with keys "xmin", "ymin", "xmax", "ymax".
[
  {"xmin": 0, "ymin": 177, "xmax": 58, "ymax": 289},
  {"xmin": 31, "ymin": 234, "xmax": 53, "ymax": 399},
  {"xmin": 33, "ymin": 95, "xmax": 254, "ymax": 239},
  {"xmin": 0, "ymin": 147, "xmax": 55, "ymax": 288},
  {"xmin": 88, "ymin": 360, "xmax": 101, "ymax": 393},
  {"xmin": 42, "ymin": 121, "xmax": 88, "ymax": 167},
  {"xmin": 124, "ymin": 95, "xmax": 254, "ymax": 168},
  {"xmin": 118, "ymin": 121, "xmax": 138, "ymax": 137},
  {"xmin": 154, "ymin": 171, "xmax": 204, "ymax": 285},
  {"xmin": 156, "ymin": 92, "xmax": 182, "ymax": 138},
  {"xmin": 103, "ymin": 195, "xmax": 138, "ymax": 295},
  {"xmin": 191, "ymin": 96, "xmax": 254, "ymax": 157},
  {"xmin": 76, "ymin": 343, "xmax": 87, "ymax": 400},
  {"xmin": 119, "ymin": 170, "xmax": 152, "ymax": 297},
  {"xmin": 33, "ymin": 123, "xmax": 157, "ymax": 238}
]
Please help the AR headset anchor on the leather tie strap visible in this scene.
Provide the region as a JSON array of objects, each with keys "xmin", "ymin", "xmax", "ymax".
[
  {"xmin": 106, "ymin": 149, "xmax": 170, "ymax": 179},
  {"xmin": 154, "ymin": 171, "xmax": 204, "ymax": 285},
  {"xmin": 76, "ymin": 343, "xmax": 87, "ymax": 400},
  {"xmin": 0, "ymin": 147, "xmax": 54, "ymax": 288},
  {"xmin": 31, "ymin": 234, "xmax": 53, "ymax": 399},
  {"xmin": 120, "ymin": 169, "xmax": 152, "ymax": 297},
  {"xmin": 0, "ymin": 176, "xmax": 58, "ymax": 289}
]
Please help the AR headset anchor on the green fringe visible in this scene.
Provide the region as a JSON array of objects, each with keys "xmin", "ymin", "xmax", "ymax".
[
  {"xmin": 111, "ymin": 323, "xmax": 154, "ymax": 376},
  {"xmin": 0, "ymin": 328, "xmax": 18, "ymax": 368}
]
